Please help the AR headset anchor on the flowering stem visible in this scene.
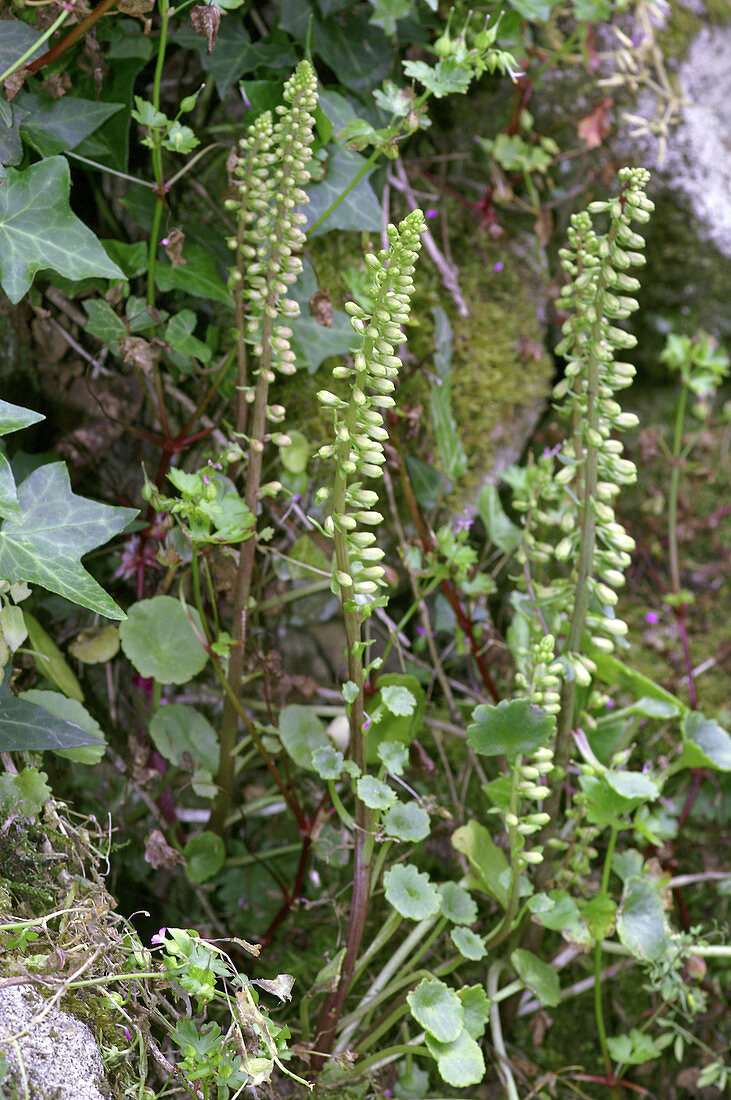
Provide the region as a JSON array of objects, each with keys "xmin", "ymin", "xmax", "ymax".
[
  {"xmin": 146, "ymin": 0, "xmax": 171, "ymax": 311},
  {"xmin": 594, "ymin": 825, "xmax": 619, "ymax": 1084}
]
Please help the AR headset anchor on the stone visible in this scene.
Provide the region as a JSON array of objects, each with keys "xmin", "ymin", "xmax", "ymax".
[{"xmin": 0, "ymin": 983, "xmax": 109, "ymax": 1100}]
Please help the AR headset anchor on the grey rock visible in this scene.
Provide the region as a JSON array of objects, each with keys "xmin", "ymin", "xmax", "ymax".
[{"xmin": 0, "ymin": 984, "xmax": 108, "ymax": 1100}]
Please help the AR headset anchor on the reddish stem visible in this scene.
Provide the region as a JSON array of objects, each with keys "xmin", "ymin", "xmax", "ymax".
[{"xmin": 27, "ymin": 0, "xmax": 120, "ymax": 74}]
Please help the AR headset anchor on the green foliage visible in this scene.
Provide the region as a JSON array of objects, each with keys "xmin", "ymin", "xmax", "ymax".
[
  {"xmin": 0, "ymin": 157, "xmax": 123, "ymax": 302},
  {"xmin": 119, "ymin": 595, "xmax": 208, "ymax": 683},
  {"xmin": 383, "ymin": 862, "xmax": 440, "ymax": 920},
  {"xmin": 0, "ymin": 5, "xmax": 728, "ymax": 1098},
  {"xmin": 0, "ymin": 463, "xmax": 134, "ymax": 618}
]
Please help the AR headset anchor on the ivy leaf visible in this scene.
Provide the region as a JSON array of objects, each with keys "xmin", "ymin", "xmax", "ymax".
[
  {"xmin": 20, "ymin": 690, "xmax": 105, "ymax": 765},
  {"xmin": 467, "ymin": 697, "xmax": 554, "ymax": 759},
  {"xmin": 0, "ymin": 464, "xmax": 135, "ymax": 620},
  {"xmin": 304, "ymin": 145, "xmax": 382, "ymax": 236},
  {"xmin": 0, "ymin": 672, "xmax": 104, "ymax": 755},
  {"xmin": 155, "ymin": 243, "xmax": 233, "ymax": 305},
  {"xmin": 0, "ymin": 21, "xmax": 45, "ymax": 76},
  {"xmin": 368, "ymin": 0, "xmax": 413, "ymax": 36},
  {"xmin": 0, "ymin": 157, "xmax": 123, "ymax": 303},
  {"xmin": 0, "ymin": 398, "xmax": 44, "ymax": 440},
  {"xmin": 0, "ymin": 398, "xmax": 45, "ymax": 522},
  {"xmin": 0, "ymin": 100, "xmax": 26, "ymax": 167},
  {"xmin": 314, "ymin": 11, "xmax": 392, "ymax": 93},
  {"xmin": 16, "ymin": 92, "xmax": 124, "ymax": 157},
  {"xmin": 83, "ymin": 300, "xmax": 129, "ymax": 353},
  {"xmin": 383, "ymin": 863, "xmax": 440, "ymax": 920}
]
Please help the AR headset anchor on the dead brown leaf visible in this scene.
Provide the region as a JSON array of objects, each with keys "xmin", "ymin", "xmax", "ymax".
[
  {"xmin": 309, "ymin": 288, "xmax": 333, "ymax": 327},
  {"xmin": 577, "ymin": 97, "xmax": 613, "ymax": 150},
  {"xmin": 119, "ymin": 335, "xmax": 162, "ymax": 373},
  {"xmin": 4, "ymin": 69, "xmax": 29, "ymax": 101},
  {"xmin": 45, "ymin": 71, "xmax": 72, "ymax": 99},
  {"xmin": 145, "ymin": 829, "xmax": 184, "ymax": 870},
  {"xmin": 163, "ymin": 227, "xmax": 187, "ymax": 266}
]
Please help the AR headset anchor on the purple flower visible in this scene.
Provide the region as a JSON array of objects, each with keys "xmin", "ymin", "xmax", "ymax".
[
  {"xmin": 645, "ymin": 611, "xmax": 659, "ymax": 625},
  {"xmin": 124, "ymin": 1027, "xmax": 132, "ymax": 1043},
  {"xmin": 151, "ymin": 927, "xmax": 168, "ymax": 946},
  {"xmin": 240, "ymin": 86, "xmax": 252, "ymax": 110},
  {"xmin": 605, "ymin": 698, "xmax": 615, "ymax": 709},
  {"xmin": 363, "ymin": 714, "xmax": 371, "ymax": 731},
  {"xmin": 425, "ymin": 208, "xmax": 438, "ymax": 219},
  {"xmin": 493, "ymin": 261, "xmax": 504, "ymax": 272}
]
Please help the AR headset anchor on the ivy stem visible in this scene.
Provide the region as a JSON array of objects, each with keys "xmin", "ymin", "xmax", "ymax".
[
  {"xmin": 25, "ymin": 0, "xmax": 119, "ymax": 76},
  {"xmin": 0, "ymin": 10, "xmax": 69, "ymax": 82}
]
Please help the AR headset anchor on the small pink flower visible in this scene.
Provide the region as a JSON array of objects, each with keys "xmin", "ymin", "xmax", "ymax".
[
  {"xmin": 494, "ymin": 261, "xmax": 504, "ymax": 272},
  {"xmin": 425, "ymin": 208, "xmax": 438, "ymax": 219},
  {"xmin": 645, "ymin": 611, "xmax": 659, "ymax": 625},
  {"xmin": 151, "ymin": 927, "xmax": 168, "ymax": 946}
]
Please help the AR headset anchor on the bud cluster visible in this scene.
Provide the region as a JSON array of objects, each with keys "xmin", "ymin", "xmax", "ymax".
[
  {"xmin": 512, "ymin": 634, "xmax": 561, "ymax": 868},
  {"xmin": 513, "ymin": 169, "xmax": 654, "ymax": 671},
  {"xmin": 317, "ymin": 210, "xmax": 425, "ymax": 614},
  {"xmin": 226, "ymin": 60, "xmax": 317, "ymax": 393}
]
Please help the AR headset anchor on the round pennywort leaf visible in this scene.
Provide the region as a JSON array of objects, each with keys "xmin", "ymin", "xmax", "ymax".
[
  {"xmin": 383, "ymin": 863, "xmax": 440, "ymax": 920},
  {"xmin": 438, "ymin": 881, "xmax": 478, "ymax": 925},
  {"xmin": 451, "ymin": 927, "xmax": 486, "ymax": 960},
  {"xmin": 407, "ymin": 977, "xmax": 463, "ymax": 1042},
  {"xmin": 120, "ymin": 596, "xmax": 207, "ymax": 684},
  {"xmin": 383, "ymin": 800, "xmax": 430, "ymax": 842}
]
